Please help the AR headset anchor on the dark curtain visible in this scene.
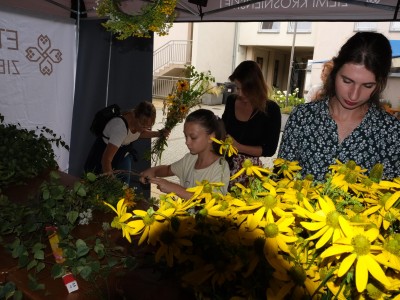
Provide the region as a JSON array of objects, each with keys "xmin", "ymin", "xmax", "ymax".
[{"xmin": 68, "ymin": 19, "xmax": 153, "ymax": 197}]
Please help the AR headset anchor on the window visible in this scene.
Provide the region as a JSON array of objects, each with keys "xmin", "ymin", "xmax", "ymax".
[
  {"xmin": 390, "ymin": 22, "xmax": 400, "ymax": 32},
  {"xmin": 354, "ymin": 22, "xmax": 377, "ymax": 32},
  {"xmin": 259, "ymin": 22, "xmax": 280, "ymax": 33},
  {"xmin": 288, "ymin": 22, "xmax": 312, "ymax": 33}
]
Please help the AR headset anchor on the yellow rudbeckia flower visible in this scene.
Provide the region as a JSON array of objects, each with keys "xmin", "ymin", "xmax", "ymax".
[
  {"xmin": 230, "ymin": 159, "xmax": 271, "ymax": 181},
  {"xmin": 299, "ymin": 195, "xmax": 349, "ymax": 249},
  {"xmin": 273, "ymin": 158, "xmax": 302, "ymax": 180},
  {"xmin": 103, "ymin": 199, "xmax": 135, "ymax": 243},
  {"xmin": 320, "ymin": 226, "xmax": 390, "ymax": 292},
  {"xmin": 210, "ymin": 136, "xmax": 238, "ymax": 157},
  {"xmin": 128, "ymin": 206, "xmax": 176, "ymax": 245}
]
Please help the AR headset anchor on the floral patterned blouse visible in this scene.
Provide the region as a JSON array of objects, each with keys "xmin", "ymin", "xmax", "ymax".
[{"xmin": 278, "ymin": 99, "xmax": 400, "ymax": 181}]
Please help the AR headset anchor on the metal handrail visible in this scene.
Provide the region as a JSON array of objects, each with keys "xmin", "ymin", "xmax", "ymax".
[
  {"xmin": 153, "ymin": 40, "xmax": 193, "ymax": 73},
  {"xmin": 152, "ymin": 75, "xmax": 189, "ymax": 99}
]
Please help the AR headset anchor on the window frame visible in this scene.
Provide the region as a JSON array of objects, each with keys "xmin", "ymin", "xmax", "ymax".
[{"xmin": 258, "ymin": 22, "xmax": 280, "ymax": 33}]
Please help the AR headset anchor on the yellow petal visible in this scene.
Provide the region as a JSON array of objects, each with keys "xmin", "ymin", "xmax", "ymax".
[
  {"xmin": 364, "ymin": 255, "xmax": 391, "ymax": 287},
  {"xmin": 338, "ymin": 217, "xmax": 353, "ymax": 238},
  {"xmin": 230, "ymin": 168, "xmax": 245, "ymax": 180},
  {"xmin": 321, "ymin": 245, "xmax": 353, "ymax": 258},
  {"xmin": 385, "ymin": 191, "xmax": 400, "ymax": 210},
  {"xmin": 301, "ymin": 221, "xmax": 325, "ymax": 231},
  {"xmin": 355, "ymin": 256, "xmax": 368, "ymax": 292},
  {"xmin": 307, "ymin": 226, "xmax": 329, "ymax": 241},
  {"xmin": 103, "ymin": 201, "xmax": 118, "ymax": 214},
  {"xmin": 316, "ymin": 226, "xmax": 334, "ymax": 249},
  {"xmin": 338, "ymin": 253, "xmax": 357, "ymax": 277}
]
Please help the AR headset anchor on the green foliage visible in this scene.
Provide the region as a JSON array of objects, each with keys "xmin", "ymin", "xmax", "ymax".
[
  {"xmin": 0, "ymin": 282, "xmax": 23, "ymax": 300},
  {"xmin": 271, "ymin": 88, "xmax": 305, "ymax": 114},
  {"xmin": 96, "ymin": 0, "xmax": 177, "ymax": 39},
  {"xmin": 0, "ymin": 171, "xmax": 138, "ymax": 296},
  {"xmin": 0, "ymin": 114, "xmax": 69, "ymax": 189}
]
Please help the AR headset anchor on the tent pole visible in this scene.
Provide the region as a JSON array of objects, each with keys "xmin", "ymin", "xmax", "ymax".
[
  {"xmin": 105, "ymin": 33, "xmax": 113, "ymax": 106},
  {"xmin": 285, "ymin": 22, "xmax": 297, "ymax": 107}
]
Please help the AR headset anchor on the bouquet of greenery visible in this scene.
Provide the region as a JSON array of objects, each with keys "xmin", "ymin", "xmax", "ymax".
[{"xmin": 151, "ymin": 65, "xmax": 221, "ymax": 164}]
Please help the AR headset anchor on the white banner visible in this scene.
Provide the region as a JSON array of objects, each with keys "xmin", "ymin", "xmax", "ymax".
[{"xmin": 0, "ymin": 9, "xmax": 76, "ymax": 172}]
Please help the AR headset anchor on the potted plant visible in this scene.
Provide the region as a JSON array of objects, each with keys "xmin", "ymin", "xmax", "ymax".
[{"xmin": 0, "ymin": 113, "xmax": 69, "ymax": 191}]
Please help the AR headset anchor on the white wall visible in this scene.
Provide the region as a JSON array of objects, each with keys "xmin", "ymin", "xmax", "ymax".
[
  {"xmin": 192, "ymin": 22, "xmax": 236, "ymax": 84},
  {"xmin": 153, "ymin": 23, "xmax": 191, "ymax": 51}
]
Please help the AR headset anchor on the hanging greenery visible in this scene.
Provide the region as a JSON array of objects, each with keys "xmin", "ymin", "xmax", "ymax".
[{"xmin": 95, "ymin": 0, "xmax": 177, "ymax": 39}]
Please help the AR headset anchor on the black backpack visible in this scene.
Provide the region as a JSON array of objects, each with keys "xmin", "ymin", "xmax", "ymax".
[{"xmin": 90, "ymin": 104, "xmax": 128, "ymax": 138}]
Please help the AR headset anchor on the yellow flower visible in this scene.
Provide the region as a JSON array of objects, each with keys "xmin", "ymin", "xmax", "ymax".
[
  {"xmin": 159, "ymin": 193, "xmax": 198, "ymax": 215},
  {"xmin": 241, "ymin": 209, "xmax": 296, "ymax": 255},
  {"xmin": 155, "ymin": 217, "xmax": 194, "ymax": 267},
  {"xmin": 299, "ymin": 195, "xmax": 349, "ymax": 249},
  {"xmin": 230, "ymin": 159, "xmax": 271, "ymax": 180},
  {"xmin": 182, "ymin": 255, "xmax": 243, "ymax": 287},
  {"xmin": 374, "ymin": 234, "xmax": 400, "ymax": 271},
  {"xmin": 197, "ymin": 198, "xmax": 229, "ymax": 218},
  {"xmin": 273, "ymin": 158, "xmax": 302, "ymax": 180},
  {"xmin": 267, "ymin": 254, "xmax": 320, "ymax": 298},
  {"xmin": 363, "ymin": 191, "xmax": 400, "ymax": 230},
  {"xmin": 103, "ymin": 199, "xmax": 135, "ymax": 243},
  {"xmin": 176, "ymin": 79, "xmax": 189, "ymax": 92},
  {"xmin": 186, "ymin": 180, "xmax": 225, "ymax": 201},
  {"xmin": 129, "ymin": 206, "xmax": 175, "ymax": 245},
  {"xmin": 210, "ymin": 136, "xmax": 238, "ymax": 157},
  {"xmin": 329, "ymin": 160, "xmax": 368, "ymax": 194},
  {"xmin": 320, "ymin": 226, "xmax": 390, "ymax": 292}
]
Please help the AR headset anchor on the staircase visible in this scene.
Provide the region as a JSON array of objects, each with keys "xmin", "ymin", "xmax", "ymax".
[{"xmin": 153, "ymin": 40, "xmax": 193, "ymax": 99}]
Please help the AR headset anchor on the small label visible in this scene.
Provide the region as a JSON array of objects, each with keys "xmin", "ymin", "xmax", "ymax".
[
  {"xmin": 45, "ymin": 226, "xmax": 65, "ymax": 263},
  {"xmin": 62, "ymin": 273, "xmax": 79, "ymax": 293}
]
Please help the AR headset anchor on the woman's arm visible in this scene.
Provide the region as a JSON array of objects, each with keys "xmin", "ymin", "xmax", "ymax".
[
  {"xmin": 101, "ymin": 143, "xmax": 119, "ymax": 174},
  {"xmin": 232, "ymin": 138, "xmax": 263, "ymax": 157},
  {"xmin": 260, "ymin": 101, "xmax": 282, "ymax": 157},
  {"xmin": 139, "ymin": 129, "xmax": 170, "ymax": 139}
]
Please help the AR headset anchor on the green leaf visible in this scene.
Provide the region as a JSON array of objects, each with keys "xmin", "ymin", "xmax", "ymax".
[
  {"xmin": 67, "ymin": 211, "xmax": 79, "ymax": 224},
  {"xmin": 34, "ymin": 249, "xmax": 44, "ymax": 260},
  {"xmin": 86, "ymin": 172, "xmax": 97, "ymax": 182},
  {"xmin": 27, "ymin": 259, "xmax": 38, "ymax": 270},
  {"xmin": 18, "ymin": 254, "xmax": 29, "ymax": 268},
  {"xmin": 94, "ymin": 242, "xmax": 105, "ymax": 259},
  {"xmin": 74, "ymin": 182, "xmax": 87, "ymax": 197},
  {"xmin": 36, "ymin": 262, "xmax": 45, "ymax": 272},
  {"xmin": 32, "ymin": 242, "xmax": 45, "ymax": 252},
  {"xmin": 28, "ymin": 274, "xmax": 45, "ymax": 291},
  {"xmin": 76, "ymin": 239, "xmax": 90, "ymax": 258},
  {"xmin": 51, "ymin": 263, "xmax": 65, "ymax": 278},
  {"xmin": 79, "ymin": 266, "xmax": 92, "ymax": 281}
]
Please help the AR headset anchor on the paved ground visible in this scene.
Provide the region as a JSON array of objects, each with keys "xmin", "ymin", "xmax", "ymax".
[{"xmin": 149, "ymin": 99, "xmax": 281, "ymax": 198}]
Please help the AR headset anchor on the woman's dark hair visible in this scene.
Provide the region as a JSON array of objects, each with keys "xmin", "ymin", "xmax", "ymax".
[
  {"xmin": 229, "ymin": 60, "xmax": 269, "ymax": 112},
  {"xmin": 132, "ymin": 101, "xmax": 156, "ymax": 126},
  {"xmin": 325, "ymin": 32, "xmax": 392, "ymax": 106},
  {"xmin": 185, "ymin": 109, "xmax": 226, "ymax": 155}
]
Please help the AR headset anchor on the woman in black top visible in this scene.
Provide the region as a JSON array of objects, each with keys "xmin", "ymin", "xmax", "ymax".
[{"xmin": 222, "ymin": 60, "xmax": 282, "ymax": 186}]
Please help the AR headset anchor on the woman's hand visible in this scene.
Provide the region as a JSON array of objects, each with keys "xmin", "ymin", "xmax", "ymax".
[{"xmin": 159, "ymin": 128, "xmax": 171, "ymax": 138}]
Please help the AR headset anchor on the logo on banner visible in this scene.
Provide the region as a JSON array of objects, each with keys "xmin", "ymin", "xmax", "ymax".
[{"xmin": 25, "ymin": 34, "xmax": 62, "ymax": 76}]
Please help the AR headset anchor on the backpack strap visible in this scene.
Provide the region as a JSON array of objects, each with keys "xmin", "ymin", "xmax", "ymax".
[{"xmin": 102, "ymin": 116, "xmax": 129, "ymax": 139}]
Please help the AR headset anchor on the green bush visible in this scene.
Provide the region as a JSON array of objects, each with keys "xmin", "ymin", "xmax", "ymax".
[{"xmin": 271, "ymin": 88, "xmax": 305, "ymax": 114}]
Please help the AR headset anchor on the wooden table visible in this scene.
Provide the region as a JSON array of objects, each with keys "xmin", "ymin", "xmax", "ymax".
[{"xmin": 1, "ymin": 171, "xmax": 195, "ymax": 300}]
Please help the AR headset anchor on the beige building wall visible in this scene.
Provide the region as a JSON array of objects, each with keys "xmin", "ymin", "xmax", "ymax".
[
  {"xmin": 191, "ymin": 22, "xmax": 236, "ymax": 84},
  {"xmin": 153, "ymin": 23, "xmax": 192, "ymax": 51},
  {"xmin": 155, "ymin": 21, "xmax": 400, "ymax": 108}
]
